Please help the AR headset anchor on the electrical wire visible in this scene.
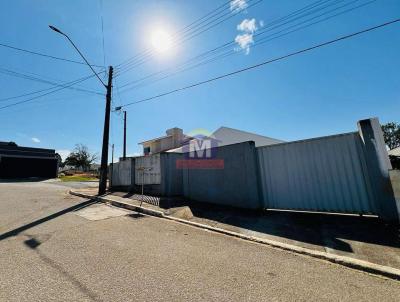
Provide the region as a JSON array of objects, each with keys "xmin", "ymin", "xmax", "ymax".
[
  {"xmin": 117, "ymin": 0, "xmax": 364, "ymax": 92},
  {"xmin": 0, "ymin": 73, "xmax": 102, "ymax": 110},
  {"xmin": 0, "ymin": 42, "xmax": 104, "ymax": 68},
  {"xmin": 0, "ymin": 67, "xmax": 103, "ymax": 96},
  {"xmin": 99, "ymin": 0, "xmax": 106, "ymax": 68},
  {"xmin": 114, "ymin": 0, "xmax": 262, "ymax": 76},
  {"xmin": 115, "ymin": 18, "xmax": 400, "ymax": 110},
  {"xmin": 114, "ymin": 0, "xmax": 233, "ymax": 70}
]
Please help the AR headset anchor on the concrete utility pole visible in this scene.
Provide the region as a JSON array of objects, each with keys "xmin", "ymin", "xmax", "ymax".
[
  {"xmin": 98, "ymin": 66, "xmax": 113, "ymax": 195},
  {"xmin": 123, "ymin": 111, "xmax": 127, "ymax": 160},
  {"xmin": 48, "ymin": 25, "xmax": 113, "ymax": 196},
  {"xmin": 110, "ymin": 143, "xmax": 114, "ymax": 188}
]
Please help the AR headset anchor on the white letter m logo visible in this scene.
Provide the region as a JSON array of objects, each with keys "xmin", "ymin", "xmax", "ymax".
[{"xmin": 189, "ymin": 139, "xmax": 211, "ymax": 158}]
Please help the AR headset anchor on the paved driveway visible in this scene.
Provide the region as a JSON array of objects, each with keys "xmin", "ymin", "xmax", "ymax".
[{"xmin": 0, "ymin": 181, "xmax": 399, "ymax": 301}]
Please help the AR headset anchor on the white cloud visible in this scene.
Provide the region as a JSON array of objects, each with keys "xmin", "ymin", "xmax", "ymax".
[
  {"xmin": 235, "ymin": 18, "xmax": 259, "ymax": 55},
  {"xmin": 31, "ymin": 137, "xmax": 40, "ymax": 143},
  {"xmin": 237, "ymin": 18, "xmax": 257, "ymax": 33},
  {"xmin": 235, "ymin": 34, "xmax": 254, "ymax": 55},
  {"xmin": 230, "ymin": 0, "xmax": 248, "ymax": 12},
  {"xmin": 56, "ymin": 149, "xmax": 71, "ymax": 161},
  {"xmin": 259, "ymin": 20, "xmax": 264, "ymax": 27}
]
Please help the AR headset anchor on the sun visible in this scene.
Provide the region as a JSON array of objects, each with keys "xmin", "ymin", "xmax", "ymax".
[{"xmin": 150, "ymin": 29, "xmax": 173, "ymax": 54}]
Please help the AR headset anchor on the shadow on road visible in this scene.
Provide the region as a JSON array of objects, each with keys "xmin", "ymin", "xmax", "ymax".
[
  {"xmin": 113, "ymin": 190, "xmax": 400, "ymax": 253},
  {"xmin": 117, "ymin": 191, "xmax": 400, "ymax": 254},
  {"xmin": 188, "ymin": 202, "xmax": 400, "ymax": 253},
  {"xmin": 0, "ymin": 177, "xmax": 53, "ymax": 183},
  {"xmin": 0, "ymin": 198, "xmax": 98, "ymax": 242}
]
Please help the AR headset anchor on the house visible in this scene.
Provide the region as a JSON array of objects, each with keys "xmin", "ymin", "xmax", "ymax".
[
  {"xmin": 388, "ymin": 147, "xmax": 400, "ymax": 157},
  {"xmin": 388, "ymin": 146, "xmax": 400, "ymax": 169},
  {"xmin": 139, "ymin": 126, "xmax": 283, "ymax": 155},
  {"xmin": 167, "ymin": 126, "xmax": 284, "ymax": 153},
  {"xmin": 139, "ymin": 128, "xmax": 188, "ymax": 155},
  {"xmin": 0, "ymin": 141, "xmax": 58, "ymax": 179},
  {"xmin": 211, "ymin": 126, "xmax": 284, "ymax": 147}
]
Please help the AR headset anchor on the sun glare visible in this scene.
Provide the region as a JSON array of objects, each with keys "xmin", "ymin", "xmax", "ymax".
[{"xmin": 150, "ymin": 29, "xmax": 173, "ymax": 54}]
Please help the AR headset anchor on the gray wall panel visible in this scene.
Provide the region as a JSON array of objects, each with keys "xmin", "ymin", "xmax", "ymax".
[
  {"xmin": 181, "ymin": 141, "xmax": 262, "ymax": 209},
  {"xmin": 257, "ymin": 132, "xmax": 378, "ymax": 214},
  {"xmin": 111, "ymin": 159, "xmax": 134, "ymax": 188}
]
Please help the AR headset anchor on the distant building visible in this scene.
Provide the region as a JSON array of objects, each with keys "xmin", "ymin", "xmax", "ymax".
[
  {"xmin": 138, "ymin": 126, "xmax": 283, "ymax": 155},
  {"xmin": 167, "ymin": 126, "xmax": 284, "ymax": 153},
  {"xmin": 0, "ymin": 141, "xmax": 58, "ymax": 179},
  {"xmin": 211, "ymin": 126, "xmax": 284, "ymax": 147},
  {"xmin": 139, "ymin": 128, "xmax": 188, "ymax": 155},
  {"xmin": 388, "ymin": 146, "xmax": 400, "ymax": 157}
]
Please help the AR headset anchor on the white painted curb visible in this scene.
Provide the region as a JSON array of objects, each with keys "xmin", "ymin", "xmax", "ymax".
[{"xmin": 70, "ymin": 190, "xmax": 400, "ymax": 281}]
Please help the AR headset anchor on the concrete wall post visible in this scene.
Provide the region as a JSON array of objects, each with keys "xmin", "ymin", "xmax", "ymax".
[{"xmin": 357, "ymin": 118, "xmax": 399, "ymax": 222}]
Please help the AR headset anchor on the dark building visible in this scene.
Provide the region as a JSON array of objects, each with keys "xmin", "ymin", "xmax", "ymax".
[{"xmin": 0, "ymin": 141, "xmax": 58, "ymax": 179}]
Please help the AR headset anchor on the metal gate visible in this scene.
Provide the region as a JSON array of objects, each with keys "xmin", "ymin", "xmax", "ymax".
[
  {"xmin": 257, "ymin": 132, "xmax": 378, "ymax": 214},
  {"xmin": 111, "ymin": 159, "xmax": 133, "ymax": 187},
  {"xmin": 135, "ymin": 154, "xmax": 161, "ymax": 185}
]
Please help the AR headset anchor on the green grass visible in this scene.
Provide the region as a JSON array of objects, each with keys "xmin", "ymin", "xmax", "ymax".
[{"xmin": 59, "ymin": 175, "xmax": 98, "ymax": 182}]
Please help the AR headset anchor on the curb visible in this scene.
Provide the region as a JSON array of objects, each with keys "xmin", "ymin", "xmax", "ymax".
[{"xmin": 70, "ymin": 190, "xmax": 400, "ymax": 281}]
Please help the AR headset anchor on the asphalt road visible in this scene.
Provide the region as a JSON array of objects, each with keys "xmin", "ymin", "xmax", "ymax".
[{"xmin": 0, "ymin": 181, "xmax": 399, "ymax": 301}]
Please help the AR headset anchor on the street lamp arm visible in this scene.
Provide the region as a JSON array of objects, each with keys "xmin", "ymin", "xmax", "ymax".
[{"xmin": 49, "ymin": 25, "xmax": 107, "ymax": 88}]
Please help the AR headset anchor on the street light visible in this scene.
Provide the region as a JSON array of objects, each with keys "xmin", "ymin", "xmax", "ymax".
[
  {"xmin": 48, "ymin": 25, "xmax": 106, "ymax": 88},
  {"xmin": 49, "ymin": 25, "xmax": 113, "ymax": 195},
  {"xmin": 113, "ymin": 106, "xmax": 127, "ymax": 160}
]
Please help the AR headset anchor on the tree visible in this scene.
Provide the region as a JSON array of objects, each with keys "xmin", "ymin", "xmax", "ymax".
[
  {"xmin": 55, "ymin": 153, "xmax": 64, "ymax": 168},
  {"xmin": 381, "ymin": 122, "xmax": 400, "ymax": 150},
  {"xmin": 64, "ymin": 144, "xmax": 97, "ymax": 171}
]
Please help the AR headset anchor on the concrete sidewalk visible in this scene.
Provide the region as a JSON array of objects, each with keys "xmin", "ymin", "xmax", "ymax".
[{"xmin": 72, "ymin": 188, "xmax": 400, "ymax": 273}]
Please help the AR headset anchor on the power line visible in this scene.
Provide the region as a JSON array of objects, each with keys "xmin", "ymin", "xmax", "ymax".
[
  {"xmin": 114, "ymin": 0, "xmax": 233, "ymax": 69},
  {"xmin": 116, "ymin": 18, "xmax": 400, "ymax": 110},
  {"xmin": 0, "ymin": 87, "xmax": 55, "ymax": 102},
  {"xmin": 255, "ymin": 0, "xmax": 376, "ymax": 46},
  {"xmin": 115, "ymin": 0, "xmax": 261, "ymax": 76},
  {"xmin": 0, "ymin": 67, "xmax": 103, "ymax": 96},
  {"xmin": 0, "ymin": 42, "xmax": 104, "ymax": 68},
  {"xmin": 118, "ymin": 0, "xmax": 345, "ymax": 91},
  {"xmin": 178, "ymin": 0, "xmax": 233, "ymax": 37},
  {"xmin": 1, "ymin": 94, "xmax": 99, "ymax": 115},
  {"xmin": 0, "ymin": 73, "xmax": 99, "ymax": 110},
  {"xmin": 0, "ymin": 69, "xmax": 104, "ymax": 102},
  {"xmin": 117, "ymin": 0, "xmax": 365, "ymax": 92},
  {"xmin": 116, "ymin": 0, "xmax": 340, "ymax": 77},
  {"xmin": 99, "ymin": 0, "xmax": 106, "ymax": 68},
  {"xmin": 114, "ymin": 0, "xmax": 262, "ymax": 76},
  {"xmin": 116, "ymin": 0, "xmax": 322, "ymax": 86}
]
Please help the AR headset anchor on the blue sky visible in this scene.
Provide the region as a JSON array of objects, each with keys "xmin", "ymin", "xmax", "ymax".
[{"xmin": 0, "ymin": 0, "xmax": 399, "ymax": 161}]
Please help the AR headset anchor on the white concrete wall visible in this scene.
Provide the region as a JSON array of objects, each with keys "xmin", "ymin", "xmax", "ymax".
[{"xmin": 135, "ymin": 154, "xmax": 161, "ymax": 185}]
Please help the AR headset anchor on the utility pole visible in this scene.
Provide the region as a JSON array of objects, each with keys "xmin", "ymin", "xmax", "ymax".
[
  {"xmin": 98, "ymin": 66, "xmax": 113, "ymax": 195},
  {"xmin": 111, "ymin": 144, "xmax": 114, "ymax": 164},
  {"xmin": 48, "ymin": 25, "xmax": 112, "ymax": 196},
  {"xmin": 123, "ymin": 111, "xmax": 127, "ymax": 160},
  {"xmin": 110, "ymin": 143, "xmax": 114, "ymax": 188}
]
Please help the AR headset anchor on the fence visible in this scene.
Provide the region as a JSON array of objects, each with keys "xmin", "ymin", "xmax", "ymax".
[
  {"xmin": 135, "ymin": 154, "xmax": 161, "ymax": 185},
  {"xmin": 257, "ymin": 132, "xmax": 376, "ymax": 214},
  {"xmin": 110, "ymin": 158, "xmax": 134, "ymax": 189},
  {"xmin": 181, "ymin": 141, "xmax": 261, "ymax": 209},
  {"xmin": 110, "ymin": 153, "xmax": 183, "ymax": 197},
  {"xmin": 257, "ymin": 118, "xmax": 397, "ymax": 221},
  {"xmin": 109, "ymin": 118, "xmax": 399, "ymax": 222}
]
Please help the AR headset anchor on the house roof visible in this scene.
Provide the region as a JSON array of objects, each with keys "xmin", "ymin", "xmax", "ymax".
[
  {"xmin": 0, "ymin": 141, "xmax": 55, "ymax": 158},
  {"xmin": 167, "ymin": 126, "xmax": 283, "ymax": 153},
  {"xmin": 139, "ymin": 135, "xmax": 173, "ymax": 145},
  {"xmin": 212, "ymin": 126, "xmax": 284, "ymax": 147},
  {"xmin": 388, "ymin": 146, "xmax": 400, "ymax": 157}
]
